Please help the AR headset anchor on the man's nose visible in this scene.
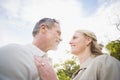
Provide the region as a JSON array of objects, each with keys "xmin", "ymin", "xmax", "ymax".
[{"xmin": 59, "ymin": 37, "xmax": 62, "ymax": 42}]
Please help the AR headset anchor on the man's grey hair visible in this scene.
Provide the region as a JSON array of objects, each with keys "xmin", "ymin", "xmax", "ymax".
[{"xmin": 32, "ymin": 18, "xmax": 59, "ymax": 37}]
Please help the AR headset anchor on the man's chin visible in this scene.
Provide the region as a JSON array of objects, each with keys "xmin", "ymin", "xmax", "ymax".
[{"xmin": 52, "ymin": 47, "xmax": 58, "ymax": 50}]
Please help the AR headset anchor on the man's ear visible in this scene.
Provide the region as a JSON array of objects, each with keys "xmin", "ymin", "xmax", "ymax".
[{"xmin": 39, "ymin": 23, "xmax": 48, "ymax": 33}]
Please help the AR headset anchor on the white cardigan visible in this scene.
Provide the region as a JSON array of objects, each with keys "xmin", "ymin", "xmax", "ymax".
[{"xmin": 0, "ymin": 43, "xmax": 50, "ymax": 80}]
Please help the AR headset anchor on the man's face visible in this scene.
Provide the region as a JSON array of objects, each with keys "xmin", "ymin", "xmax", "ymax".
[{"xmin": 46, "ymin": 23, "xmax": 62, "ymax": 50}]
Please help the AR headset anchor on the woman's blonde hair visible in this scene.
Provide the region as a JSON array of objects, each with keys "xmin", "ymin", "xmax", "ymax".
[{"xmin": 76, "ymin": 30, "xmax": 103, "ymax": 56}]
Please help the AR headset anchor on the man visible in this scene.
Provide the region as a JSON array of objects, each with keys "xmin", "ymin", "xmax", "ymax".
[{"xmin": 0, "ymin": 18, "xmax": 62, "ymax": 80}]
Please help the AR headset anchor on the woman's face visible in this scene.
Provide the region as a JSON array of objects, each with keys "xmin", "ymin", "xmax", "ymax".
[{"xmin": 69, "ymin": 32, "xmax": 88, "ymax": 55}]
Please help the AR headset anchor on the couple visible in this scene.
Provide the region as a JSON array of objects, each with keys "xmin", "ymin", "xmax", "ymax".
[{"xmin": 0, "ymin": 18, "xmax": 120, "ymax": 80}]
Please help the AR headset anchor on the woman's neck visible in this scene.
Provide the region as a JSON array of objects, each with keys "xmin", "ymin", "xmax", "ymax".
[{"xmin": 78, "ymin": 50, "xmax": 92, "ymax": 65}]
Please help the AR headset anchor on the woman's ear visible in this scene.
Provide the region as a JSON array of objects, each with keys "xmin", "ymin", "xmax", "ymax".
[{"xmin": 86, "ymin": 37, "xmax": 92, "ymax": 46}]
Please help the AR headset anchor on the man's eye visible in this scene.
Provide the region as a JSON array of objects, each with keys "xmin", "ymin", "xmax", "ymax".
[{"xmin": 57, "ymin": 31, "xmax": 61, "ymax": 35}]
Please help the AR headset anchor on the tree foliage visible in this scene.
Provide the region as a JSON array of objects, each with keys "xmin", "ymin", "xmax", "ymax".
[
  {"xmin": 54, "ymin": 57, "xmax": 80, "ymax": 80},
  {"xmin": 106, "ymin": 40, "xmax": 120, "ymax": 61}
]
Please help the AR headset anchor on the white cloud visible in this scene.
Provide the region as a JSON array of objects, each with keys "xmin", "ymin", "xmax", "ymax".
[
  {"xmin": 98, "ymin": 0, "xmax": 120, "ymax": 5},
  {"xmin": 95, "ymin": 1, "xmax": 120, "ymax": 41},
  {"xmin": 0, "ymin": 0, "xmax": 21, "ymax": 18},
  {"xmin": 0, "ymin": 0, "xmax": 83, "ymax": 63},
  {"xmin": 75, "ymin": 1, "xmax": 120, "ymax": 45},
  {"xmin": 19, "ymin": 0, "xmax": 82, "ymax": 23},
  {"xmin": 0, "ymin": 0, "xmax": 120, "ymax": 63}
]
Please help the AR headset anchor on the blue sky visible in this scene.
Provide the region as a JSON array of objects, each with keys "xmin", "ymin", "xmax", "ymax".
[
  {"xmin": 80, "ymin": 0, "xmax": 99, "ymax": 16},
  {"xmin": 0, "ymin": 0, "xmax": 120, "ymax": 64}
]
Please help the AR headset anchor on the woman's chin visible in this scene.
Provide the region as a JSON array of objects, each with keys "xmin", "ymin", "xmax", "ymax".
[{"xmin": 71, "ymin": 51, "xmax": 77, "ymax": 55}]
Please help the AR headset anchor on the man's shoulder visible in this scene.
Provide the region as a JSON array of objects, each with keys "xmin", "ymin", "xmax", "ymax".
[
  {"xmin": 0, "ymin": 43, "xmax": 22, "ymax": 48},
  {"xmin": 0, "ymin": 43, "xmax": 29, "ymax": 56},
  {"xmin": 0, "ymin": 43, "xmax": 34, "ymax": 64}
]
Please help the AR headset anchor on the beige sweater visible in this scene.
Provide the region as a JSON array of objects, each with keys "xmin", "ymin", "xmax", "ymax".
[{"xmin": 72, "ymin": 55, "xmax": 120, "ymax": 80}]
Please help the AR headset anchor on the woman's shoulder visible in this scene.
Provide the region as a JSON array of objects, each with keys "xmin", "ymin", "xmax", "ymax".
[
  {"xmin": 95, "ymin": 54, "xmax": 109, "ymax": 60},
  {"xmin": 95, "ymin": 54, "xmax": 118, "ymax": 60},
  {"xmin": 94, "ymin": 54, "xmax": 120, "ymax": 65}
]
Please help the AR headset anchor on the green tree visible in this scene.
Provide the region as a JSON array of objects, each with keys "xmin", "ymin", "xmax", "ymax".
[
  {"xmin": 54, "ymin": 57, "xmax": 80, "ymax": 80},
  {"xmin": 106, "ymin": 40, "xmax": 120, "ymax": 61}
]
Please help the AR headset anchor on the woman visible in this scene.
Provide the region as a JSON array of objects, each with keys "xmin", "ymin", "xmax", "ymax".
[
  {"xmin": 70, "ymin": 30, "xmax": 120, "ymax": 80},
  {"xmin": 34, "ymin": 29, "xmax": 120, "ymax": 80}
]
